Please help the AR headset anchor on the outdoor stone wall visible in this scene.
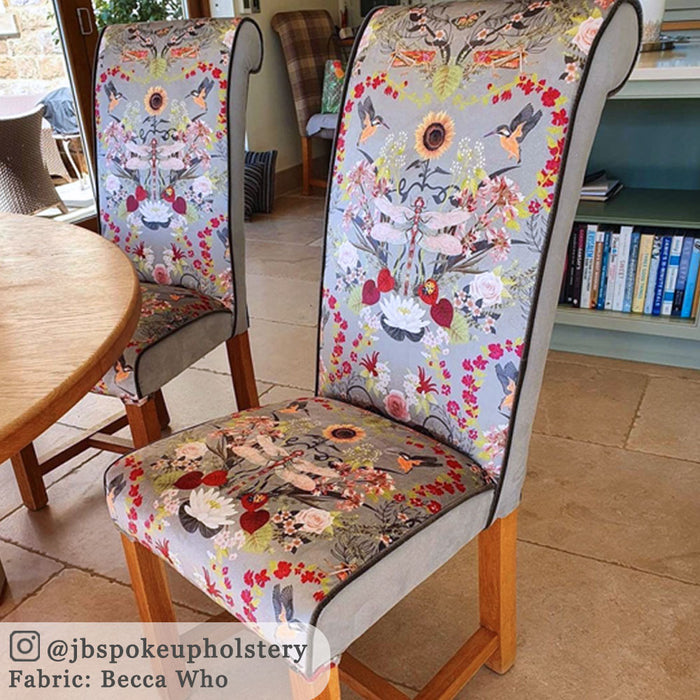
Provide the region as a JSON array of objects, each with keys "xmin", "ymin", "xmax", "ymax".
[{"xmin": 0, "ymin": 0, "xmax": 68, "ymax": 96}]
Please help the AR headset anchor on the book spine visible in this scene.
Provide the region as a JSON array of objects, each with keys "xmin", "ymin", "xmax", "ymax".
[
  {"xmin": 681, "ymin": 238, "xmax": 700, "ymax": 318},
  {"xmin": 661, "ymin": 235, "xmax": 684, "ymax": 316},
  {"xmin": 672, "ymin": 236, "xmax": 694, "ymax": 316},
  {"xmin": 565, "ymin": 229, "xmax": 577, "ymax": 304},
  {"xmin": 597, "ymin": 231, "xmax": 611, "ymax": 310},
  {"xmin": 580, "ymin": 226, "xmax": 597, "ymax": 310},
  {"xmin": 572, "ymin": 224, "xmax": 586, "ymax": 307},
  {"xmin": 652, "ymin": 236, "xmax": 672, "ymax": 316},
  {"xmin": 632, "ymin": 234, "xmax": 654, "ymax": 313},
  {"xmin": 590, "ymin": 229, "xmax": 604, "ymax": 309},
  {"xmin": 644, "ymin": 235, "xmax": 662, "ymax": 315},
  {"xmin": 604, "ymin": 231, "xmax": 620, "ymax": 310},
  {"xmin": 623, "ymin": 231, "xmax": 640, "ymax": 313},
  {"xmin": 613, "ymin": 226, "xmax": 632, "ymax": 311}
]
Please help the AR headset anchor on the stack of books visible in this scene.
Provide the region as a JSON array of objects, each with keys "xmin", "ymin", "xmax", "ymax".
[
  {"xmin": 580, "ymin": 171, "xmax": 622, "ymax": 202},
  {"xmin": 559, "ymin": 223, "xmax": 700, "ymax": 319}
]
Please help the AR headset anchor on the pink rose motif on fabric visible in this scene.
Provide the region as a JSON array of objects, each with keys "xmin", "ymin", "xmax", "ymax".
[
  {"xmin": 572, "ymin": 16, "xmax": 603, "ymax": 54},
  {"xmin": 295, "ymin": 508, "xmax": 334, "ymax": 534},
  {"xmin": 384, "ymin": 390, "xmax": 411, "ymax": 422}
]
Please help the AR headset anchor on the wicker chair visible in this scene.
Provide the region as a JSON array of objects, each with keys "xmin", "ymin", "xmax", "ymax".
[
  {"xmin": 272, "ymin": 10, "xmax": 340, "ymax": 195},
  {"xmin": 0, "ymin": 106, "xmax": 66, "ymax": 215}
]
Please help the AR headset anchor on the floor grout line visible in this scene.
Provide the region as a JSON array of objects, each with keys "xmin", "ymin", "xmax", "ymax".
[
  {"xmin": 0, "ymin": 565, "xmax": 67, "ymax": 621},
  {"xmin": 518, "ymin": 538, "xmax": 700, "ymax": 587},
  {"xmin": 531, "ymin": 429, "xmax": 700, "ymax": 465},
  {"xmin": 624, "ymin": 375, "xmax": 650, "ymax": 448},
  {"xmin": 0, "ymin": 537, "xmax": 218, "ymax": 619}
]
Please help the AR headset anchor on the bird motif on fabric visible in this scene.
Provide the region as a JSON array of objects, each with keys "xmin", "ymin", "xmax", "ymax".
[
  {"xmin": 485, "ymin": 103, "xmax": 542, "ymax": 163},
  {"xmin": 189, "ymin": 77, "xmax": 215, "ymax": 110},
  {"xmin": 357, "ymin": 96, "xmax": 389, "ymax": 144},
  {"xmin": 395, "ymin": 452, "xmax": 440, "ymax": 473},
  {"xmin": 105, "ymin": 81, "xmax": 125, "ymax": 112},
  {"xmin": 272, "ymin": 584, "xmax": 303, "ymax": 640},
  {"xmin": 495, "ymin": 361, "xmax": 519, "ymax": 416}
]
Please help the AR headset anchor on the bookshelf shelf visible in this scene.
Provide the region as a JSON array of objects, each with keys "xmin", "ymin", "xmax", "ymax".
[
  {"xmin": 555, "ymin": 307, "xmax": 698, "ymax": 341},
  {"xmin": 575, "ymin": 188, "xmax": 700, "ymax": 229}
]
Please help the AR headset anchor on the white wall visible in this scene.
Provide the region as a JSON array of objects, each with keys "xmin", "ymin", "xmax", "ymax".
[{"xmin": 212, "ymin": 0, "xmax": 341, "ymax": 172}]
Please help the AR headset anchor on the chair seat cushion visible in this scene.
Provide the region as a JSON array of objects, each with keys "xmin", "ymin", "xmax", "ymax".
[
  {"xmin": 105, "ymin": 397, "xmax": 492, "ymax": 649},
  {"xmin": 94, "ymin": 283, "xmax": 232, "ymax": 400},
  {"xmin": 306, "ymin": 112, "xmax": 337, "ymax": 138}
]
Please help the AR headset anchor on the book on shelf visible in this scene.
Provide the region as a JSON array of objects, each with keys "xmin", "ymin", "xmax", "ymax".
[
  {"xmin": 597, "ymin": 230, "xmax": 611, "ymax": 310},
  {"xmin": 682, "ymin": 239, "xmax": 700, "ymax": 319},
  {"xmin": 559, "ymin": 224, "xmax": 700, "ymax": 321},
  {"xmin": 580, "ymin": 171, "xmax": 623, "ymax": 202},
  {"xmin": 580, "ymin": 225, "xmax": 597, "ymax": 310},
  {"xmin": 643, "ymin": 235, "xmax": 662, "ymax": 315},
  {"xmin": 672, "ymin": 236, "xmax": 694, "ymax": 317},
  {"xmin": 622, "ymin": 230, "xmax": 640, "ymax": 313},
  {"xmin": 632, "ymin": 234, "xmax": 654, "ymax": 314}
]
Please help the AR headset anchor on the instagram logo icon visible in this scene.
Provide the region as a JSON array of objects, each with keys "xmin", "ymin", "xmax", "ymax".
[{"xmin": 10, "ymin": 631, "xmax": 41, "ymax": 662}]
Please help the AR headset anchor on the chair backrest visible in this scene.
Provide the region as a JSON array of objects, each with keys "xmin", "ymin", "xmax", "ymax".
[
  {"xmin": 0, "ymin": 106, "xmax": 64, "ymax": 215},
  {"xmin": 271, "ymin": 10, "xmax": 339, "ymax": 136},
  {"xmin": 317, "ymin": 0, "xmax": 640, "ymax": 517},
  {"xmin": 94, "ymin": 17, "xmax": 262, "ymax": 335}
]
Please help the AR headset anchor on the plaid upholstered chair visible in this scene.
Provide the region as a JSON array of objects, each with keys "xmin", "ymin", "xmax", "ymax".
[
  {"xmin": 9, "ymin": 17, "xmax": 263, "ymax": 511},
  {"xmin": 104, "ymin": 2, "xmax": 641, "ymax": 697},
  {"xmin": 272, "ymin": 10, "xmax": 340, "ymax": 195}
]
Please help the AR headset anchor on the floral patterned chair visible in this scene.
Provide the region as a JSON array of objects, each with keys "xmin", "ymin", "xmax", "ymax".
[
  {"xmin": 9, "ymin": 17, "xmax": 263, "ymax": 511},
  {"xmin": 104, "ymin": 2, "xmax": 641, "ymax": 698}
]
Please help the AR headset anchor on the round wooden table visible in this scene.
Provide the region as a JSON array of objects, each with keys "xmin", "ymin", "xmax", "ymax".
[{"xmin": 0, "ymin": 213, "xmax": 140, "ymax": 596}]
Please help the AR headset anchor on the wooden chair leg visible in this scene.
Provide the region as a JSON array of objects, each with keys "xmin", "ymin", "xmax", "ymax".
[
  {"xmin": 121, "ymin": 534, "xmax": 176, "ymax": 623},
  {"xmin": 124, "ymin": 395, "xmax": 162, "ymax": 450},
  {"xmin": 478, "ymin": 508, "xmax": 518, "ymax": 674},
  {"xmin": 225, "ymin": 332, "xmax": 260, "ymax": 410},
  {"xmin": 301, "ymin": 136, "xmax": 312, "ymax": 196},
  {"xmin": 290, "ymin": 664, "xmax": 341, "ymax": 700},
  {"xmin": 10, "ymin": 443, "xmax": 48, "ymax": 511},
  {"xmin": 153, "ymin": 389, "xmax": 170, "ymax": 431}
]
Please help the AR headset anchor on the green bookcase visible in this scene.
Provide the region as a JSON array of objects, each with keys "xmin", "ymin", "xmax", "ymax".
[{"xmin": 552, "ymin": 43, "xmax": 700, "ymax": 369}]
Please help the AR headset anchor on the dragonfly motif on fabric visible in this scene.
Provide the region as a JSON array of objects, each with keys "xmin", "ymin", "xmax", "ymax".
[
  {"xmin": 230, "ymin": 435, "xmax": 337, "ymax": 493},
  {"xmin": 370, "ymin": 195, "xmax": 471, "ymax": 295}
]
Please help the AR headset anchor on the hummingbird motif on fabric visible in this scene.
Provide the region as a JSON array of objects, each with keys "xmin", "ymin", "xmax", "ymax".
[{"xmin": 485, "ymin": 102, "xmax": 542, "ymax": 163}]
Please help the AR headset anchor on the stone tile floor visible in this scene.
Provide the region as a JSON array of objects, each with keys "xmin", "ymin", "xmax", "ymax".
[{"xmin": 1, "ymin": 193, "xmax": 698, "ymax": 697}]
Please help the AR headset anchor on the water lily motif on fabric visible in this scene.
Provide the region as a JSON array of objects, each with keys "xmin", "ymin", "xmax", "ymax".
[
  {"xmin": 105, "ymin": 397, "xmax": 491, "ymax": 636},
  {"xmin": 94, "ymin": 18, "xmax": 242, "ymax": 398},
  {"xmin": 319, "ymin": 0, "xmax": 612, "ymax": 482},
  {"xmin": 95, "ymin": 18, "xmax": 241, "ymax": 304}
]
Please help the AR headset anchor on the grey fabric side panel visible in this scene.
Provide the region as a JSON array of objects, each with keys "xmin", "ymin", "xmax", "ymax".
[
  {"xmin": 492, "ymin": 4, "xmax": 641, "ymax": 521},
  {"xmin": 229, "ymin": 20, "xmax": 263, "ymax": 337},
  {"xmin": 136, "ymin": 313, "xmax": 233, "ymax": 397},
  {"xmin": 315, "ymin": 490, "xmax": 492, "ymax": 657}
]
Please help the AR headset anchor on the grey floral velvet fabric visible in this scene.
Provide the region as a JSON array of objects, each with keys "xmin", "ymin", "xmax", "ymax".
[
  {"xmin": 106, "ymin": 397, "xmax": 491, "ymax": 636},
  {"xmin": 93, "ymin": 18, "xmax": 245, "ymax": 399},
  {"xmin": 106, "ymin": 0, "xmax": 632, "ymax": 657},
  {"xmin": 93, "ymin": 283, "xmax": 230, "ymax": 398},
  {"xmin": 318, "ymin": 0, "xmax": 618, "ymax": 483}
]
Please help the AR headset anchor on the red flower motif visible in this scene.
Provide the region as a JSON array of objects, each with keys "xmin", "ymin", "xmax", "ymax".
[
  {"xmin": 488, "ymin": 343, "xmax": 504, "ymax": 359},
  {"xmin": 353, "ymin": 83, "xmax": 364, "ymax": 99},
  {"xmin": 427, "ymin": 501, "xmax": 441, "ymax": 514},
  {"xmin": 541, "ymin": 87, "xmax": 561, "ymax": 107},
  {"xmin": 551, "ymin": 109, "xmax": 568, "ymax": 126},
  {"xmin": 243, "ymin": 570, "xmax": 254, "ymax": 587},
  {"xmin": 273, "ymin": 561, "xmax": 292, "ymax": 579}
]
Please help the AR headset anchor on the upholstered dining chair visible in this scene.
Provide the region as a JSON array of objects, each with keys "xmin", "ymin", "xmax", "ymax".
[
  {"xmin": 104, "ymin": 2, "xmax": 641, "ymax": 698},
  {"xmin": 9, "ymin": 17, "xmax": 263, "ymax": 512},
  {"xmin": 271, "ymin": 10, "xmax": 341, "ymax": 195}
]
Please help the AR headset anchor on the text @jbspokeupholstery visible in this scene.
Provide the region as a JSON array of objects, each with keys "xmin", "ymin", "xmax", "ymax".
[{"xmin": 1, "ymin": 622, "xmax": 332, "ymax": 697}]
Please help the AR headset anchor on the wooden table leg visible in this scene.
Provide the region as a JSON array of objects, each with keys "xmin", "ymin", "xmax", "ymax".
[{"xmin": 10, "ymin": 443, "xmax": 48, "ymax": 510}]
